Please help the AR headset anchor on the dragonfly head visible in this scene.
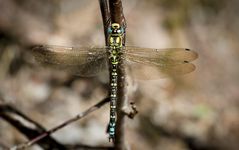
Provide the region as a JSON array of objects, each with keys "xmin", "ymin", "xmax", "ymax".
[{"xmin": 108, "ymin": 23, "xmax": 124, "ymax": 35}]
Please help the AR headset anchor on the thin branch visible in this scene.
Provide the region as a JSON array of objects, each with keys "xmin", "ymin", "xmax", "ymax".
[
  {"xmin": 0, "ymin": 104, "xmax": 66, "ymax": 150},
  {"xmin": 99, "ymin": 0, "xmax": 111, "ymax": 46},
  {"xmin": 7, "ymin": 97, "xmax": 110, "ymax": 150}
]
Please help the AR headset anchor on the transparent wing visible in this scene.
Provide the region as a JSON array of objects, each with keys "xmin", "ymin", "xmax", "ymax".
[
  {"xmin": 32, "ymin": 45, "xmax": 109, "ymax": 77},
  {"xmin": 124, "ymin": 47, "xmax": 198, "ymax": 80}
]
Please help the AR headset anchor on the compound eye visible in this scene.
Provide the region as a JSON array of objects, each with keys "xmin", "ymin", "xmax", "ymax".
[
  {"xmin": 121, "ymin": 28, "xmax": 124, "ymax": 33},
  {"xmin": 108, "ymin": 28, "xmax": 112, "ymax": 33}
]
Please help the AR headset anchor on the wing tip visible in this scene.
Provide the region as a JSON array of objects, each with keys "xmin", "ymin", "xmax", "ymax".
[{"xmin": 185, "ymin": 48, "xmax": 199, "ymax": 61}]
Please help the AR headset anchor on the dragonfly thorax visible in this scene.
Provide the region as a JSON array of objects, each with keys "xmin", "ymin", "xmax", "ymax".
[
  {"xmin": 109, "ymin": 36, "xmax": 122, "ymax": 48},
  {"xmin": 108, "ymin": 23, "xmax": 124, "ymax": 65},
  {"xmin": 108, "ymin": 23, "xmax": 124, "ymax": 49}
]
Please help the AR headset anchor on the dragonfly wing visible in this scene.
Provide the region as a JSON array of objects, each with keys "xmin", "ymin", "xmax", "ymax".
[
  {"xmin": 124, "ymin": 47, "xmax": 198, "ymax": 80},
  {"xmin": 32, "ymin": 45, "xmax": 109, "ymax": 77},
  {"xmin": 125, "ymin": 47, "xmax": 198, "ymax": 63}
]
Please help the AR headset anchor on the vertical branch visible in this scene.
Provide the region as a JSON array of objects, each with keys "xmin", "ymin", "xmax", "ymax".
[
  {"xmin": 99, "ymin": 0, "xmax": 111, "ymax": 46},
  {"xmin": 109, "ymin": 0, "xmax": 126, "ymax": 28},
  {"xmin": 99, "ymin": 0, "xmax": 127, "ymax": 149},
  {"xmin": 108, "ymin": 0, "xmax": 127, "ymax": 149},
  {"xmin": 115, "ymin": 57, "xmax": 127, "ymax": 150}
]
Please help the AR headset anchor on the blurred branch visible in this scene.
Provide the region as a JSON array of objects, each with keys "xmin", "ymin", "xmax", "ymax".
[
  {"xmin": 0, "ymin": 97, "xmax": 110, "ymax": 150},
  {"xmin": 2, "ymin": 97, "xmax": 110, "ymax": 150},
  {"xmin": 99, "ymin": 0, "xmax": 111, "ymax": 46},
  {"xmin": 0, "ymin": 104, "xmax": 66, "ymax": 150}
]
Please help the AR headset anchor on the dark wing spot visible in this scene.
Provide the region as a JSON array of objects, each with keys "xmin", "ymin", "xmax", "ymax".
[
  {"xmin": 184, "ymin": 60, "xmax": 189, "ymax": 63},
  {"xmin": 185, "ymin": 48, "xmax": 191, "ymax": 51}
]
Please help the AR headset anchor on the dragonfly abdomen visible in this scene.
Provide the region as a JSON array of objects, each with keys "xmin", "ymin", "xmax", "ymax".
[{"xmin": 109, "ymin": 63, "xmax": 118, "ymax": 141}]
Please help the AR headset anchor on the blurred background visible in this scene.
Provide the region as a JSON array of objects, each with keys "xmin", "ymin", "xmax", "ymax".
[{"xmin": 0, "ymin": 0, "xmax": 238, "ymax": 150}]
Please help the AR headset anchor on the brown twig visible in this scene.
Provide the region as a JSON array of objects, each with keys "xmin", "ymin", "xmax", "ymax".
[
  {"xmin": 0, "ymin": 104, "xmax": 66, "ymax": 150},
  {"xmin": 99, "ymin": 0, "xmax": 111, "ymax": 46},
  {"xmin": 109, "ymin": 0, "xmax": 126, "ymax": 27},
  {"xmin": 122, "ymin": 102, "xmax": 138, "ymax": 119},
  {"xmin": 6, "ymin": 97, "xmax": 110, "ymax": 150}
]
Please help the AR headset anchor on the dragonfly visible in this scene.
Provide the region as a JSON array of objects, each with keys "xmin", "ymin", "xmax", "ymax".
[{"xmin": 32, "ymin": 23, "xmax": 198, "ymax": 142}]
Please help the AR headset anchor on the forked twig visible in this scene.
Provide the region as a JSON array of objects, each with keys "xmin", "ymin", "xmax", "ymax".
[
  {"xmin": 0, "ymin": 104, "xmax": 66, "ymax": 150},
  {"xmin": 6, "ymin": 97, "xmax": 110, "ymax": 150}
]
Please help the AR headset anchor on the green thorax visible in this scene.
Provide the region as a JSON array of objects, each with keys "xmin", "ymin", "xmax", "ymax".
[{"xmin": 108, "ymin": 23, "xmax": 124, "ymax": 65}]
